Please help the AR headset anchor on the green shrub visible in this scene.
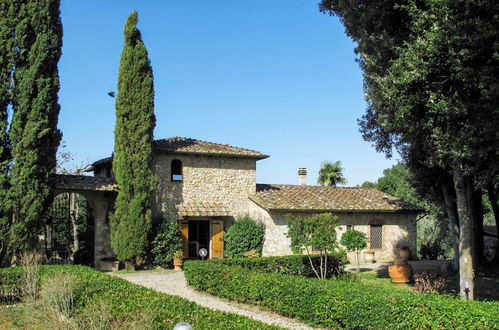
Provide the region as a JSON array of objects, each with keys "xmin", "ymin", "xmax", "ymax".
[
  {"xmin": 340, "ymin": 229, "xmax": 367, "ymax": 271},
  {"xmin": 184, "ymin": 261, "xmax": 499, "ymax": 329},
  {"xmin": 40, "ymin": 272, "xmax": 79, "ymax": 318},
  {"xmin": 287, "ymin": 213, "xmax": 339, "ymax": 278},
  {"xmin": 0, "ymin": 266, "xmax": 23, "ymax": 304},
  {"xmin": 0, "ymin": 265, "xmax": 279, "ymax": 329},
  {"xmin": 150, "ymin": 220, "xmax": 182, "ymax": 268},
  {"xmin": 214, "ymin": 253, "xmax": 346, "ymax": 278},
  {"xmin": 224, "ymin": 215, "xmax": 265, "ymax": 258}
]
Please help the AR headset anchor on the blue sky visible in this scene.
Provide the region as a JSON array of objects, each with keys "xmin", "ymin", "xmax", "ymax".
[{"xmin": 58, "ymin": 0, "xmax": 397, "ymax": 185}]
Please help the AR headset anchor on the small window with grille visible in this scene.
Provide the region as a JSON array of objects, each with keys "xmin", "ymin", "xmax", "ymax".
[
  {"xmin": 370, "ymin": 225, "xmax": 383, "ymax": 249},
  {"xmin": 346, "ymin": 224, "xmax": 353, "ymax": 231}
]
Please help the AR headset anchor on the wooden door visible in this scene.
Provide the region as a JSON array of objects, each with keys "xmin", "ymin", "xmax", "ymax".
[
  {"xmin": 179, "ymin": 220, "xmax": 189, "ymax": 258},
  {"xmin": 211, "ymin": 220, "xmax": 224, "ymax": 259}
]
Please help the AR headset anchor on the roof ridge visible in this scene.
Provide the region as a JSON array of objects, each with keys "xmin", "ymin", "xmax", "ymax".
[
  {"xmin": 256, "ymin": 183, "xmax": 364, "ymax": 189},
  {"xmin": 154, "ymin": 136, "xmax": 264, "ymax": 154},
  {"xmin": 153, "ymin": 136, "xmax": 268, "ymax": 159}
]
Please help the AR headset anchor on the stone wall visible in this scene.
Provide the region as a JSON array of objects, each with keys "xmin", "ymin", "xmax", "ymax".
[
  {"xmin": 248, "ymin": 201, "xmax": 417, "ymax": 263},
  {"xmin": 151, "ymin": 153, "xmax": 257, "ymax": 221}
]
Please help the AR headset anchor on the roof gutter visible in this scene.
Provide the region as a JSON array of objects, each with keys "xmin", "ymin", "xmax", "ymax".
[{"xmin": 266, "ymin": 207, "xmax": 422, "ymax": 214}]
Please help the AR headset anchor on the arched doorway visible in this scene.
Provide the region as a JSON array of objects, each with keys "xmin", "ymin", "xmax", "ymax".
[
  {"xmin": 47, "ymin": 192, "xmax": 94, "ymax": 265},
  {"xmin": 52, "ymin": 174, "xmax": 117, "ymax": 268}
]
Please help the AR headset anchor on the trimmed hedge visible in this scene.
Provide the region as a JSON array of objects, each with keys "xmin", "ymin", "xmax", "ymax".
[
  {"xmin": 0, "ymin": 265, "xmax": 279, "ymax": 329},
  {"xmin": 184, "ymin": 261, "xmax": 499, "ymax": 329},
  {"xmin": 213, "ymin": 253, "xmax": 347, "ymax": 278}
]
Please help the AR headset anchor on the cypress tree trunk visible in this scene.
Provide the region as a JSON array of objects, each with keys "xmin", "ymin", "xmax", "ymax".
[
  {"xmin": 111, "ymin": 11, "xmax": 156, "ymax": 267},
  {"xmin": 453, "ymin": 162, "xmax": 475, "ymax": 299},
  {"xmin": 9, "ymin": 0, "xmax": 62, "ymax": 251}
]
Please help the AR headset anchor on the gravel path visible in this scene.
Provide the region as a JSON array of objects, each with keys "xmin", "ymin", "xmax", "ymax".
[{"xmin": 113, "ymin": 271, "xmax": 316, "ymax": 330}]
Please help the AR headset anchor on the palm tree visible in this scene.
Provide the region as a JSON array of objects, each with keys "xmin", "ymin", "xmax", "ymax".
[{"xmin": 317, "ymin": 161, "xmax": 347, "ymax": 187}]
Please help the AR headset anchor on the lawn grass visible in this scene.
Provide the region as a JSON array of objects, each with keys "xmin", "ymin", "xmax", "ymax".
[
  {"xmin": 355, "ymin": 271, "xmax": 412, "ymax": 290},
  {"xmin": 351, "ymin": 264, "xmax": 499, "ymax": 301}
]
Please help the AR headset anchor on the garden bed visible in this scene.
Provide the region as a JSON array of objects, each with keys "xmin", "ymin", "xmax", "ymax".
[
  {"xmin": 0, "ymin": 265, "xmax": 280, "ymax": 329},
  {"xmin": 184, "ymin": 260, "xmax": 499, "ymax": 329}
]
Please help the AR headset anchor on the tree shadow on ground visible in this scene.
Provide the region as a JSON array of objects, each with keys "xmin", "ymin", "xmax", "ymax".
[{"xmin": 364, "ymin": 262, "xmax": 499, "ymax": 302}]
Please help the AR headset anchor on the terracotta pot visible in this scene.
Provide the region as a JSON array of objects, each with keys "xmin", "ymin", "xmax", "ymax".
[
  {"xmin": 99, "ymin": 260, "xmax": 120, "ymax": 272},
  {"xmin": 173, "ymin": 258, "xmax": 183, "ymax": 272},
  {"xmin": 388, "ymin": 258, "xmax": 412, "ymax": 283},
  {"xmin": 399, "ymin": 248, "xmax": 410, "ymax": 260},
  {"xmin": 111, "ymin": 261, "xmax": 120, "ymax": 272}
]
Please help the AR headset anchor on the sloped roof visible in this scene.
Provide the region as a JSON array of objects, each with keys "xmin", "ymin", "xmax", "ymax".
[
  {"xmin": 153, "ymin": 137, "xmax": 268, "ymax": 159},
  {"xmin": 87, "ymin": 137, "xmax": 268, "ymax": 170},
  {"xmin": 177, "ymin": 202, "xmax": 231, "ymax": 217},
  {"xmin": 53, "ymin": 174, "xmax": 118, "ymax": 192},
  {"xmin": 250, "ymin": 184, "xmax": 422, "ymax": 213}
]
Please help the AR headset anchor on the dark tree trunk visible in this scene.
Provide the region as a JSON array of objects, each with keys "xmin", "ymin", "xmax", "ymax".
[
  {"xmin": 453, "ymin": 163, "xmax": 475, "ymax": 300},
  {"xmin": 487, "ymin": 183, "xmax": 499, "ymax": 263},
  {"xmin": 442, "ymin": 181, "xmax": 460, "ymax": 272}
]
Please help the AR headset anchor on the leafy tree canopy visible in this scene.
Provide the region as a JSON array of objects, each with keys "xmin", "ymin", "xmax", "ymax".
[{"xmin": 287, "ymin": 213, "xmax": 339, "ymax": 279}]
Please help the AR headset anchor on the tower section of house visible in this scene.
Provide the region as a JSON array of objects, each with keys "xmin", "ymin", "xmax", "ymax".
[
  {"xmin": 151, "ymin": 137, "xmax": 268, "ymax": 260},
  {"xmin": 88, "ymin": 137, "xmax": 269, "ymax": 260}
]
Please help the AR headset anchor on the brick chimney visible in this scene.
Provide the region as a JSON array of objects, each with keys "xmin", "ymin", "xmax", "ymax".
[{"xmin": 298, "ymin": 168, "xmax": 307, "ymax": 186}]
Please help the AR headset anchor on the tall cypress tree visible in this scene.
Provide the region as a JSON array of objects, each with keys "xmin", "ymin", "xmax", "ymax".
[
  {"xmin": 0, "ymin": 2, "xmax": 15, "ymax": 260},
  {"xmin": 111, "ymin": 11, "xmax": 156, "ymax": 267},
  {"xmin": 8, "ymin": 0, "xmax": 63, "ymax": 251}
]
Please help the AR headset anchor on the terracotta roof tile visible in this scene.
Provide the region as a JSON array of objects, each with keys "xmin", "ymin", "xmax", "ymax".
[
  {"xmin": 153, "ymin": 137, "xmax": 268, "ymax": 159},
  {"xmin": 88, "ymin": 137, "xmax": 268, "ymax": 169},
  {"xmin": 53, "ymin": 174, "xmax": 118, "ymax": 192},
  {"xmin": 177, "ymin": 202, "xmax": 231, "ymax": 217},
  {"xmin": 250, "ymin": 184, "xmax": 422, "ymax": 213}
]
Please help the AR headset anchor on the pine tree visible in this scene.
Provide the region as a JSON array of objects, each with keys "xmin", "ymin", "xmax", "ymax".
[
  {"xmin": 111, "ymin": 11, "xmax": 156, "ymax": 267},
  {"xmin": 8, "ymin": 0, "xmax": 63, "ymax": 251}
]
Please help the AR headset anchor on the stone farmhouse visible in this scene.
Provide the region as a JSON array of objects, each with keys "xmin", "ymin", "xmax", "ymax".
[{"xmin": 55, "ymin": 136, "xmax": 421, "ymax": 267}]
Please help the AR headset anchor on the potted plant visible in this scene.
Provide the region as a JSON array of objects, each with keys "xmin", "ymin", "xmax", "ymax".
[{"xmin": 173, "ymin": 250, "xmax": 184, "ymax": 272}]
